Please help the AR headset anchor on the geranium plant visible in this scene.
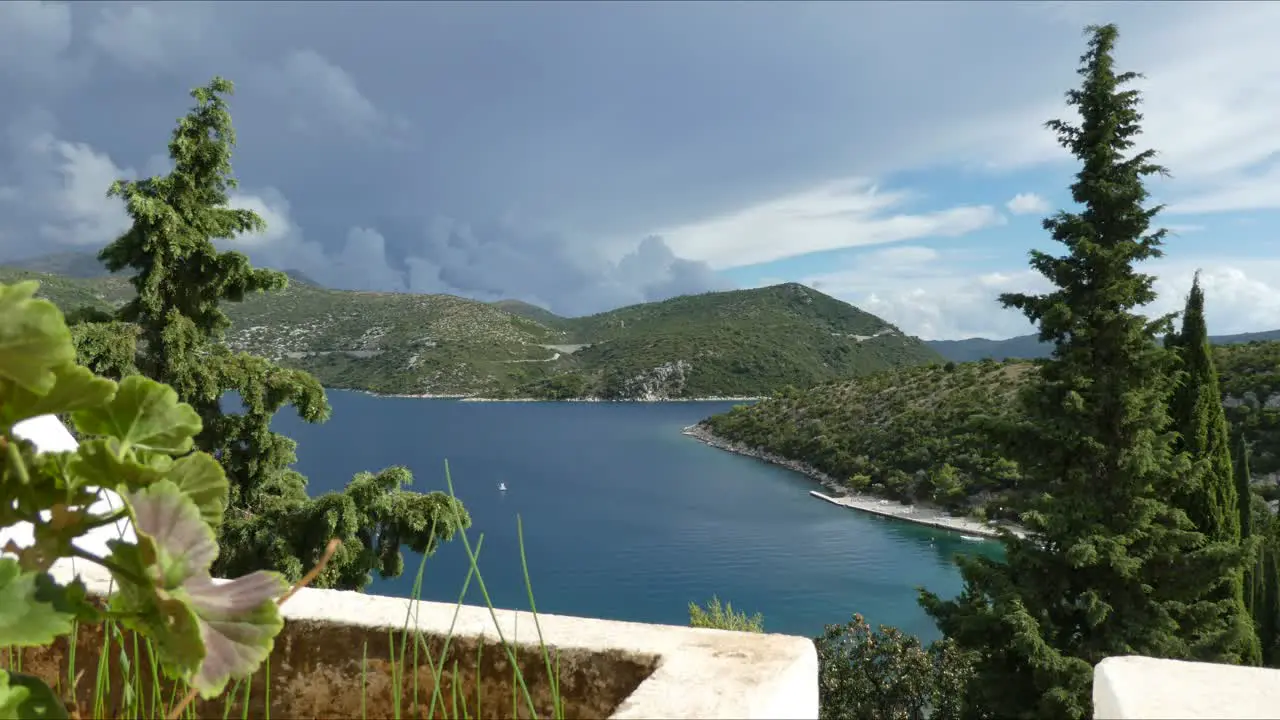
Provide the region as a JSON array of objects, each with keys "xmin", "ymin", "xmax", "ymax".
[{"xmin": 0, "ymin": 280, "xmax": 293, "ymax": 718}]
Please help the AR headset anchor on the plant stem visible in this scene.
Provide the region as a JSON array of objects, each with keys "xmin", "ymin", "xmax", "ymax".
[
  {"xmin": 68, "ymin": 546, "xmax": 150, "ymax": 587},
  {"xmin": 81, "ymin": 509, "xmax": 130, "ymax": 531},
  {"xmin": 4, "ymin": 437, "xmax": 32, "ymax": 485}
]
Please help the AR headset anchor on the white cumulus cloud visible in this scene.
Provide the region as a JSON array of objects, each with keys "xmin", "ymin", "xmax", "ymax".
[
  {"xmin": 0, "ymin": 114, "xmax": 135, "ymax": 253},
  {"xmin": 658, "ymin": 178, "xmax": 1006, "ymax": 270},
  {"xmin": 960, "ymin": 3, "xmax": 1280, "ymax": 216},
  {"xmin": 1006, "ymin": 192, "xmax": 1050, "ymax": 215},
  {"xmin": 802, "ymin": 247, "xmax": 1280, "ymax": 341}
]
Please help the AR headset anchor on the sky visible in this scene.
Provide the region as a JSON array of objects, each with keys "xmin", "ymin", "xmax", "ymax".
[{"xmin": 0, "ymin": 1, "xmax": 1277, "ymax": 340}]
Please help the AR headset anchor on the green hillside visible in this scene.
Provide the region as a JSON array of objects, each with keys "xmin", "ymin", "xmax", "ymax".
[
  {"xmin": 524, "ymin": 283, "xmax": 941, "ymax": 399},
  {"xmin": 489, "ymin": 299, "xmax": 572, "ymax": 330},
  {"xmin": 0, "ymin": 267, "xmax": 134, "ymax": 312},
  {"xmin": 701, "ymin": 341, "xmax": 1280, "ymax": 518},
  {"xmin": 2, "ymin": 263, "xmax": 940, "ymax": 399}
]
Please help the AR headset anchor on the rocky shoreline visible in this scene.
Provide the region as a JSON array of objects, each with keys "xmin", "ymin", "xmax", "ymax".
[
  {"xmin": 458, "ymin": 396, "xmax": 763, "ymax": 403},
  {"xmin": 681, "ymin": 423, "xmax": 1027, "ymax": 540},
  {"xmin": 358, "ymin": 391, "xmax": 762, "ymax": 403}
]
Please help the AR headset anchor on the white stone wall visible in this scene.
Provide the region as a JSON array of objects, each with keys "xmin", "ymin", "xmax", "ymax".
[{"xmin": 1094, "ymin": 656, "xmax": 1280, "ymax": 719}]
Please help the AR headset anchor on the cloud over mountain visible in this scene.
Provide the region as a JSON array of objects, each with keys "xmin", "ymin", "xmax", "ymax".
[{"xmin": 0, "ymin": 1, "xmax": 1275, "ymax": 332}]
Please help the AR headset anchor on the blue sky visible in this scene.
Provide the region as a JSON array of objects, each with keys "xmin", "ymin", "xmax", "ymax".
[{"xmin": 0, "ymin": 1, "xmax": 1276, "ymax": 339}]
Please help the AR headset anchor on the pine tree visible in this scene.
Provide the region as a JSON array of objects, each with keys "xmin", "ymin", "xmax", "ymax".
[
  {"xmin": 1165, "ymin": 275, "xmax": 1259, "ymax": 664},
  {"xmin": 86, "ymin": 77, "xmax": 471, "ymax": 589},
  {"xmin": 919, "ymin": 25, "xmax": 1250, "ymax": 719}
]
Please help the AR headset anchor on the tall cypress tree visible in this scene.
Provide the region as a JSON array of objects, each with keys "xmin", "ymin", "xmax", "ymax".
[
  {"xmin": 1238, "ymin": 436, "xmax": 1259, "ymax": 616},
  {"xmin": 87, "ymin": 78, "xmax": 471, "ymax": 589},
  {"xmin": 1237, "ymin": 436, "xmax": 1253, "ymax": 548},
  {"xmin": 1261, "ymin": 538, "xmax": 1280, "ymax": 667},
  {"xmin": 1241, "ymin": 437, "xmax": 1280, "ymax": 667},
  {"xmin": 1166, "ymin": 275, "xmax": 1258, "ymax": 664},
  {"xmin": 920, "ymin": 25, "xmax": 1250, "ymax": 719},
  {"xmin": 1167, "ymin": 274, "xmax": 1239, "ymax": 540}
]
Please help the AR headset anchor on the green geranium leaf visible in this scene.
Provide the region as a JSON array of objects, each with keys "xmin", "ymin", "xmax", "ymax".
[
  {"xmin": 0, "ymin": 281, "xmax": 75, "ymax": 395},
  {"xmin": 127, "ymin": 480, "xmax": 218, "ymax": 584},
  {"xmin": 0, "ymin": 670, "xmax": 70, "ymax": 720},
  {"xmin": 0, "ymin": 558, "xmax": 77, "ymax": 647},
  {"xmin": 71, "ymin": 375, "xmax": 202, "ymax": 455},
  {"xmin": 72, "ymin": 438, "xmax": 165, "ymax": 494},
  {"xmin": 0, "ymin": 672, "xmax": 28, "ymax": 720},
  {"xmin": 179, "ymin": 572, "xmax": 287, "ymax": 697},
  {"xmin": 105, "ymin": 546, "xmax": 205, "ymax": 687},
  {"xmin": 0, "ymin": 364, "xmax": 116, "ymax": 431},
  {"xmin": 39, "ymin": 575, "xmax": 100, "ymax": 624},
  {"xmin": 113, "ymin": 481, "xmax": 286, "ymax": 698},
  {"xmin": 29, "ymin": 451, "xmax": 97, "ymax": 501},
  {"xmin": 165, "ymin": 453, "xmax": 229, "ymax": 529}
]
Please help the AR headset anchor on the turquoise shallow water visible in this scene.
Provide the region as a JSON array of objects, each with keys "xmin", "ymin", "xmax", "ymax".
[{"xmin": 273, "ymin": 391, "xmax": 998, "ymax": 641}]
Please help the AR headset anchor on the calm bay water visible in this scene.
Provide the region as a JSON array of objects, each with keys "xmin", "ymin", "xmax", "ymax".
[{"xmin": 272, "ymin": 390, "xmax": 997, "ymax": 641}]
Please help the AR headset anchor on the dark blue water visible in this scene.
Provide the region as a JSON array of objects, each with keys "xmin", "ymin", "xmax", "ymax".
[{"xmin": 271, "ymin": 391, "xmax": 997, "ymax": 642}]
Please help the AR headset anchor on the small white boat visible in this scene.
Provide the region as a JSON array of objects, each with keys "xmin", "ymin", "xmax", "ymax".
[
  {"xmin": 960, "ymin": 535, "xmax": 984, "ymax": 542},
  {"xmin": 498, "ymin": 482, "xmax": 508, "ymax": 492}
]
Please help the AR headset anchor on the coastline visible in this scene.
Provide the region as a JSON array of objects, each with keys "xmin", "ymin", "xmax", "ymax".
[
  {"xmin": 681, "ymin": 423, "xmax": 1028, "ymax": 540},
  {"xmin": 355, "ymin": 389, "xmax": 763, "ymax": 403},
  {"xmin": 458, "ymin": 395, "xmax": 763, "ymax": 403},
  {"xmin": 357, "ymin": 390, "xmax": 471, "ymax": 399}
]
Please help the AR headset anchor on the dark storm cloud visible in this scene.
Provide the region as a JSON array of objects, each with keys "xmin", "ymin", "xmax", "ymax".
[{"xmin": 0, "ymin": 0, "xmax": 1195, "ymax": 311}]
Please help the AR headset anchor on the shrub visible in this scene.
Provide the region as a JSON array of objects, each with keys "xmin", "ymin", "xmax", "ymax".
[
  {"xmin": 688, "ymin": 596, "xmax": 765, "ymax": 633},
  {"xmin": 815, "ymin": 614, "xmax": 974, "ymax": 720}
]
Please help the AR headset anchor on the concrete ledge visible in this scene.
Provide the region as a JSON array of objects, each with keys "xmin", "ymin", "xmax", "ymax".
[
  {"xmin": 6, "ymin": 415, "xmax": 819, "ymax": 718},
  {"xmin": 1095, "ymin": 656, "xmax": 1280, "ymax": 719},
  {"xmin": 49, "ymin": 560, "xmax": 817, "ymax": 718}
]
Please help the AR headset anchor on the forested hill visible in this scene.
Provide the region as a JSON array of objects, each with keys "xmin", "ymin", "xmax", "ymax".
[
  {"xmin": 700, "ymin": 340, "xmax": 1280, "ymax": 518},
  {"xmin": 0, "ymin": 260, "xmax": 940, "ymax": 399}
]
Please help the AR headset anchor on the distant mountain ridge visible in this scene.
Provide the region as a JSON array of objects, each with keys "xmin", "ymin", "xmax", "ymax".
[
  {"xmin": 1, "ymin": 253, "xmax": 941, "ymax": 399},
  {"xmin": 18, "ymin": 250, "xmax": 1275, "ymax": 356},
  {"xmin": 927, "ymin": 329, "xmax": 1280, "ymax": 362},
  {"xmin": 9, "ymin": 251, "xmax": 127, "ymax": 279}
]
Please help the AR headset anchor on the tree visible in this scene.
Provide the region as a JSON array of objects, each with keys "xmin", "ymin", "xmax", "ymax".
[
  {"xmin": 1167, "ymin": 274, "xmax": 1240, "ymax": 541},
  {"xmin": 1166, "ymin": 274, "xmax": 1259, "ymax": 664},
  {"xmin": 1240, "ymin": 437, "xmax": 1280, "ymax": 666},
  {"xmin": 83, "ymin": 77, "xmax": 470, "ymax": 589},
  {"xmin": 1240, "ymin": 436, "xmax": 1260, "ymax": 614},
  {"xmin": 1260, "ymin": 538, "xmax": 1280, "ymax": 666},
  {"xmin": 920, "ymin": 25, "xmax": 1251, "ymax": 719}
]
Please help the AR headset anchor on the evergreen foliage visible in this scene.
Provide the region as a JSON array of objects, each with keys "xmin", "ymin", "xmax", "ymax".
[
  {"xmin": 74, "ymin": 77, "xmax": 470, "ymax": 589},
  {"xmin": 918, "ymin": 25, "xmax": 1252, "ymax": 719},
  {"xmin": 1242, "ymin": 437, "xmax": 1280, "ymax": 666},
  {"xmin": 1168, "ymin": 274, "xmax": 1241, "ymax": 542},
  {"xmin": 814, "ymin": 614, "xmax": 974, "ymax": 720},
  {"xmin": 1260, "ymin": 540, "xmax": 1280, "ymax": 665},
  {"xmin": 1240, "ymin": 436, "xmax": 1259, "ymax": 616},
  {"xmin": 1166, "ymin": 274, "xmax": 1259, "ymax": 664}
]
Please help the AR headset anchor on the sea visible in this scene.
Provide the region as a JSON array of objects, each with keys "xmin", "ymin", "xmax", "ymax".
[{"xmin": 273, "ymin": 390, "xmax": 1000, "ymax": 642}]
